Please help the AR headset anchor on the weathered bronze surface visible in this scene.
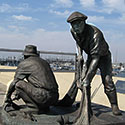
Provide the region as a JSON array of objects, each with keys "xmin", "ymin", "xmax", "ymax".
[
  {"xmin": 0, "ymin": 103, "xmax": 125, "ymax": 125},
  {"xmin": 1, "ymin": 12, "xmax": 124, "ymax": 124},
  {"xmin": 66, "ymin": 11, "xmax": 122, "ymax": 124},
  {"xmin": 3, "ymin": 45, "xmax": 59, "ymax": 115}
]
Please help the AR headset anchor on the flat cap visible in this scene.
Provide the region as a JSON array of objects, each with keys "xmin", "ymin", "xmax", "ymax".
[{"xmin": 67, "ymin": 11, "xmax": 88, "ymax": 23}]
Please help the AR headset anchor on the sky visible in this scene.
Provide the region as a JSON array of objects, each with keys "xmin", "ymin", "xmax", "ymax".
[{"xmin": 0, "ymin": 0, "xmax": 125, "ymax": 62}]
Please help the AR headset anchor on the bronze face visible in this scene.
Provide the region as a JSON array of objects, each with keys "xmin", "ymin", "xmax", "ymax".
[{"xmin": 71, "ymin": 20, "xmax": 85, "ymax": 34}]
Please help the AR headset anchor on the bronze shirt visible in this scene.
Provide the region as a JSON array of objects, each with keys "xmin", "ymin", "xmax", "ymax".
[
  {"xmin": 71, "ymin": 24, "xmax": 109, "ymax": 57},
  {"xmin": 14, "ymin": 56, "xmax": 58, "ymax": 92}
]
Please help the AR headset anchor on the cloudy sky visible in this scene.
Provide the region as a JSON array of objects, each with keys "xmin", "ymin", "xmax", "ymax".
[{"xmin": 0, "ymin": 0, "xmax": 125, "ymax": 62}]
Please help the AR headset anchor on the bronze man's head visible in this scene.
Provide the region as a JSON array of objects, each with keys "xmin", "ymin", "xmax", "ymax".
[
  {"xmin": 23, "ymin": 45, "xmax": 39, "ymax": 59},
  {"xmin": 67, "ymin": 11, "xmax": 88, "ymax": 34}
]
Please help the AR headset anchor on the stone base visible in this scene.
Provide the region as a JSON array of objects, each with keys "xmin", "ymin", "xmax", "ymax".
[{"xmin": 0, "ymin": 103, "xmax": 125, "ymax": 125}]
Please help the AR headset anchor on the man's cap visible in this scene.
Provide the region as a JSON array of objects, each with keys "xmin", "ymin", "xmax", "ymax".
[
  {"xmin": 67, "ymin": 11, "xmax": 88, "ymax": 23},
  {"xmin": 23, "ymin": 45, "xmax": 39, "ymax": 56}
]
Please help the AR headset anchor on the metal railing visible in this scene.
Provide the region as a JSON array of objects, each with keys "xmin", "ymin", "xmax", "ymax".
[{"xmin": 0, "ymin": 48, "xmax": 77, "ymax": 72}]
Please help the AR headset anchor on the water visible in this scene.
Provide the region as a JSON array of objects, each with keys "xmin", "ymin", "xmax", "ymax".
[
  {"xmin": 115, "ymin": 71, "xmax": 125, "ymax": 78},
  {"xmin": 115, "ymin": 71, "xmax": 125, "ymax": 94}
]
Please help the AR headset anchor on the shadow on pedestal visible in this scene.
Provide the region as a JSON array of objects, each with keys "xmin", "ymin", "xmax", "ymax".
[{"xmin": 0, "ymin": 103, "xmax": 125, "ymax": 125}]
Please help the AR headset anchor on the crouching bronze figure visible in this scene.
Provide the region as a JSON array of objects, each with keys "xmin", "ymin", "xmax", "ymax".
[{"xmin": 4, "ymin": 45, "xmax": 59, "ymax": 115}]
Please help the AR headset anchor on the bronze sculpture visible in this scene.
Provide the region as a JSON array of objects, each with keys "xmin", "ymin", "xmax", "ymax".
[
  {"xmin": 4, "ymin": 45, "xmax": 59, "ymax": 115},
  {"xmin": 67, "ymin": 11, "xmax": 121, "ymax": 117},
  {"xmin": 1, "ymin": 12, "xmax": 124, "ymax": 124}
]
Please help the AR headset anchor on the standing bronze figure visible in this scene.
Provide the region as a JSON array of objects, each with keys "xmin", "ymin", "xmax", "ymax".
[
  {"xmin": 4, "ymin": 45, "xmax": 59, "ymax": 114},
  {"xmin": 67, "ymin": 11, "xmax": 121, "ymax": 116}
]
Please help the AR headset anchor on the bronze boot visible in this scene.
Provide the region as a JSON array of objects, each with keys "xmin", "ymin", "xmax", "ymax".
[
  {"xmin": 111, "ymin": 104, "xmax": 122, "ymax": 115},
  {"xmin": 106, "ymin": 90, "xmax": 122, "ymax": 115}
]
